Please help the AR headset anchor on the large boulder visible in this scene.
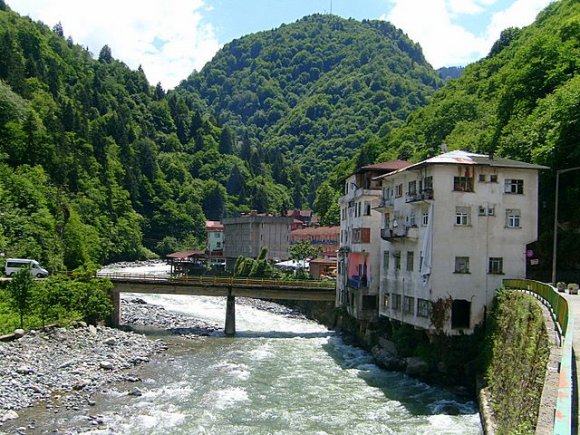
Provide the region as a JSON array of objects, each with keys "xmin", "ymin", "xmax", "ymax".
[
  {"xmin": 371, "ymin": 345, "xmax": 405, "ymax": 371},
  {"xmin": 405, "ymin": 357, "xmax": 430, "ymax": 377}
]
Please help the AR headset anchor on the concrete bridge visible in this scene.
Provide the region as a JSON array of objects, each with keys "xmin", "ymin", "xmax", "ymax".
[{"xmin": 104, "ymin": 273, "xmax": 336, "ymax": 336}]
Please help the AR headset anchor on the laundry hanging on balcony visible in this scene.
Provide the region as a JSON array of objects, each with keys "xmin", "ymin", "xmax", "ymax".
[{"xmin": 420, "ymin": 203, "xmax": 433, "ymax": 287}]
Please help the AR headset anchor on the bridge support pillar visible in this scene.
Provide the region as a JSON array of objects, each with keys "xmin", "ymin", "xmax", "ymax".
[
  {"xmin": 225, "ymin": 290, "xmax": 236, "ymax": 336},
  {"xmin": 108, "ymin": 290, "xmax": 121, "ymax": 328}
]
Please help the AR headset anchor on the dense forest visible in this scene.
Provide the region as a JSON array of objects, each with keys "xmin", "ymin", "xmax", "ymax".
[
  {"xmin": 178, "ymin": 15, "xmax": 442, "ymax": 194},
  {"xmin": 0, "ymin": 0, "xmax": 578, "ymax": 277}
]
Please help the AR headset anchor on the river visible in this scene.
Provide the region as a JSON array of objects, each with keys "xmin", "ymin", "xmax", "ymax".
[{"xmin": 36, "ymin": 264, "xmax": 483, "ymax": 434}]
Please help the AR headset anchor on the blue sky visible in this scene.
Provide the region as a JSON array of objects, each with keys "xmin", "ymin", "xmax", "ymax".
[{"xmin": 8, "ymin": 0, "xmax": 554, "ymax": 89}]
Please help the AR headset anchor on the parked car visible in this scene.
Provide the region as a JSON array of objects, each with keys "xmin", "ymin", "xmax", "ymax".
[{"xmin": 4, "ymin": 258, "xmax": 49, "ymax": 278}]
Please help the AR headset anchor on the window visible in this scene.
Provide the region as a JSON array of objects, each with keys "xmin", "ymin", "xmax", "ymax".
[
  {"xmin": 383, "ymin": 294, "xmax": 389, "ymax": 309},
  {"xmin": 394, "ymin": 251, "xmax": 401, "ymax": 270},
  {"xmin": 417, "ymin": 299, "xmax": 431, "ymax": 318},
  {"xmin": 392, "ymin": 293, "xmax": 401, "ymax": 310},
  {"xmin": 478, "ymin": 205, "xmax": 495, "ymax": 216},
  {"xmin": 407, "ymin": 251, "xmax": 414, "ymax": 272},
  {"xmin": 451, "ymin": 300, "xmax": 471, "ymax": 329},
  {"xmin": 383, "ymin": 250, "xmax": 390, "ymax": 271},
  {"xmin": 505, "ymin": 179, "xmax": 524, "ymax": 194},
  {"xmin": 395, "ymin": 184, "xmax": 403, "ymax": 198},
  {"xmin": 383, "ymin": 187, "xmax": 391, "ymax": 202},
  {"xmin": 364, "ymin": 201, "xmax": 371, "ymax": 216},
  {"xmin": 506, "ymin": 209, "xmax": 521, "ymax": 228},
  {"xmin": 454, "ymin": 176, "xmax": 473, "ymax": 192},
  {"xmin": 422, "ymin": 210, "xmax": 429, "ymax": 226},
  {"xmin": 490, "ymin": 174, "xmax": 498, "ymax": 183},
  {"xmin": 454, "ymin": 256, "xmax": 470, "ymax": 273},
  {"xmin": 408, "ymin": 212, "xmax": 416, "ymax": 227},
  {"xmin": 455, "ymin": 206, "xmax": 470, "ymax": 226},
  {"xmin": 403, "ymin": 296, "xmax": 414, "ymax": 315},
  {"xmin": 489, "ymin": 257, "xmax": 504, "ymax": 274},
  {"xmin": 423, "ymin": 176, "xmax": 433, "ymax": 191},
  {"xmin": 408, "ymin": 180, "xmax": 417, "ymax": 195},
  {"xmin": 479, "ymin": 174, "xmax": 486, "ymax": 182}
]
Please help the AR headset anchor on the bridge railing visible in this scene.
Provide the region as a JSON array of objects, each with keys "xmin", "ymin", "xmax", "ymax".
[
  {"xmin": 98, "ymin": 271, "xmax": 336, "ymax": 289},
  {"xmin": 502, "ymin": 279, "xmax": 572, "ymax": 435}
]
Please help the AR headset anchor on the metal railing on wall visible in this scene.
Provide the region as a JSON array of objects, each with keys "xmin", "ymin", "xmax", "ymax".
[{"xmin": 502, "ymin": 278, "xmax": 573, "ymax": 435}]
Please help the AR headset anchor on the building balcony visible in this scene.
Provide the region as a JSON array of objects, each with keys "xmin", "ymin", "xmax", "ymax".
[
  {"xmin": 405, "ymin": 189, "xmax": 434, "ymax": 203},
  {"xmin": 374, "ymin": 197, "xmax": 394, "ymax": 212},
  {"xmin": 347, "ymin": 276, "xmax": 368, "ymax": 289},
  {"xmin": 380, "ymin": 226, "xmax": 419, "ymax": 242}
]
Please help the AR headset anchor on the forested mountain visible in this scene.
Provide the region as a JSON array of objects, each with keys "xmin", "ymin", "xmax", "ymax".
[
  {"xmin": 0, "ymin": 0, "xmax": 297, "ymax": 269},
  {"xmin": 178, "ymin": 14, "xmax": 442, "ymax": 193},
  {"xmin": 376, "ymin": 0, "xmax": 579, "ymax": 275}
]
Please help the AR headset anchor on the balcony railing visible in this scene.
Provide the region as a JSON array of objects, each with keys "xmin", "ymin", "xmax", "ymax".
[
  {"xmin": 381, "ymin": 227, "xmax": 406, "ymax": 242},
  {"xmin": 405, "ymin": 189, "xmax": 434, "ymax": 203},
  {"xmin": 375, "ymin": 198, "xmax": 395, "ymax": 211},
  {"xmin": 347, "ymin": 276, "xmax": 368, "ymax": 288}
]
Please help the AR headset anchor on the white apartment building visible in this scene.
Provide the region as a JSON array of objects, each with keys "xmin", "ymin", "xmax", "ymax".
[
  {"xmin": 337, "ymin": 160, "xmax": 411, "ymax": 322},
  {"xmin": 375, "ymin": 150, "xmax": 547, "ymax": 334}
]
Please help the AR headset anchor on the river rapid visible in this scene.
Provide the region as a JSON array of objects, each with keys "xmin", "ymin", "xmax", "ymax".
[{"xmin": 20, "ymin": 263, "xmax": 483, "ymax": 434}]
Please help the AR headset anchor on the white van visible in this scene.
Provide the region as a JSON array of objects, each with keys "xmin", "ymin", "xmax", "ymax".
[{"xmin": 4, "ymin": 258, "xmax": 49, "ymax": 278}]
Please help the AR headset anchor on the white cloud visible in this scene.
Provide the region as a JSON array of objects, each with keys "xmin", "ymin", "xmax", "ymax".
[
  {"xmin": 484, "ymin": 0, "xmax": 554, "ymax": 49},
  {"xmin": 8, "ymin": 0, "xmax": 220, "ymax": 89},
  {"xmin": 382, "ymin": 0, "xmax": 553, "ymax": 68},
  {"xmin": 382, "ymin": 0, "xmax": 486, "ymax": 68}
]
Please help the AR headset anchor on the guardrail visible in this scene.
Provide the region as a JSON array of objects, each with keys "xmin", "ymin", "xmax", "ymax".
[
  {"xmin": 97, "ymin": 272, "xmax": 336, "ymax": 290},
  {"xmin": 503, "ymin": 279, "xmax": 569, "ymax": 337},
  {"xmin": 502, "ymin": 279, "xmax": 572, "ymax": 435}
]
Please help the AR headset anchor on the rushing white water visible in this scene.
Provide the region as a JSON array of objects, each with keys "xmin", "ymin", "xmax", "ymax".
[{"xmin": 75, "ymin": 264, "xmax": 483, "ymax": 434}]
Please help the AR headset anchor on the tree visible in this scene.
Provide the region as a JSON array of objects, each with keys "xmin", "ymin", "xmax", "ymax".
[
  {"xmin": 289, "ymin": 240, "xmax": 321, "ymax": 278},
  {"xmin": 7, "ymin": 268, "xmax": 34, "ymax": 328},
  {"xmin": 219, "ymin": 126, "xmax": 235, "ymax": 154},
  {"xmin": 98, "ymin": 45, "xmax": 112, "ymax": 63}
]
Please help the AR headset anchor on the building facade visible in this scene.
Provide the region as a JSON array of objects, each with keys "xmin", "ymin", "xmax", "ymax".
[
  {"xmin": 222, "ymin": 212, "xmax": 293, "ymax": 270},
  {"xmin": 337, "ymin": 161, "xmax": 411, "ymax": 322},
  {"xmin": 375, "ymin": 150, "xmax": 546, "ymax": 334},
  {"xmin": 290, "ymin": 226, "xmax": 340, "ymax": 259},
  {"xmin": 206, "ymin": 220, "xmax": 224, "ymax": 268}
]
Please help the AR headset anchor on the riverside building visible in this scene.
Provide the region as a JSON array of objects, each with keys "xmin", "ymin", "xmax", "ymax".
[
  {"xmin": 337, "ymin": 160, "xmax": 412, "ymax": 323},
  {"xmin": 373, "ymin": 150, "xmax": 547, "ymax": 334}
]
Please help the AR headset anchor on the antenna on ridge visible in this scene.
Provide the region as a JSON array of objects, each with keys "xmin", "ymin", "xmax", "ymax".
[{"xmin": 330, "ymin": 0, "xmax": 333, "ymax": 15}]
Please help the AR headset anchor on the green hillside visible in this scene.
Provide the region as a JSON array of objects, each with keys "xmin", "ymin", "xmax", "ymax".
[{"xmin": 178, "ymin": 14, "xmax": 442, "ymax": 191}]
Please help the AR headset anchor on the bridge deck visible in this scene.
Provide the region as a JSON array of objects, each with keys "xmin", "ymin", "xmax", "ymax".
[{"xmin": 106, "ymin": 274, "xmax": 336, "ymax": 302}]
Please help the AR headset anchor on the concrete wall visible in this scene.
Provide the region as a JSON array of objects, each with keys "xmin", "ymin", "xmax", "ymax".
[{"xmin": 223, "ymin": 215, "xmax": 293, "ymax": 269}]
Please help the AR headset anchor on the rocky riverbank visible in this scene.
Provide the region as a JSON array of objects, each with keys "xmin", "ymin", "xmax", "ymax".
[
  {"xmin": 0, "ymin": 293, "xmax": 312, "ymax": 432},
  {"xmin": 0, "ymin": 296, "xmax": 220, "ymax": 431}
]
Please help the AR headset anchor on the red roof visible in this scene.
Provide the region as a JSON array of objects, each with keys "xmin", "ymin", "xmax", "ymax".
[
  {"xmin": 166, "ymin": 250, "xmax": 206, "ymax": 259},
  {"xmin": 359, "ymin": 160, "xmax": 412, "ymax": 172},
  {"xmin": 291, "ymin": 226, "xmax": 340, "ymax": 237},
  {"xmin": 206, "ymin": 221, "xmax": 224, "ymax": 231}
]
